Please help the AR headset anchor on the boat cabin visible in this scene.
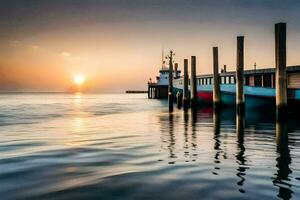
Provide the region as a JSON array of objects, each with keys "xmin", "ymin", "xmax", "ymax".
[{"xmin": 192, "ymin": 65, "xmax": 300, "ymax": 89}]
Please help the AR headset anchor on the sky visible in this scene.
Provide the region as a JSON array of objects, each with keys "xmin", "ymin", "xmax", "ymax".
[{"xmin": 1, "ymin": 0, "xmax": 300, "ymax": 92}]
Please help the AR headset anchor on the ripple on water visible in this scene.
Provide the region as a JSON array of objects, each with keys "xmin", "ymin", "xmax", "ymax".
[{"xmin": 0, "ymin": 94, "xmax": 300, "ymax": 199}]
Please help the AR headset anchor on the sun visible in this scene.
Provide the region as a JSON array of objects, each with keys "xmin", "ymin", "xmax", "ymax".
[{"xmin": 73, "ymin": 74, "xmax": 85, "ymax": 85}]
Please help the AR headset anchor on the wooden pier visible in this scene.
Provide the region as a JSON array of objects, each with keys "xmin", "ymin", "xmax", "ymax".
[{"xmin": 148, "ymin": 22, "xmax": 298, "ymax": 117}]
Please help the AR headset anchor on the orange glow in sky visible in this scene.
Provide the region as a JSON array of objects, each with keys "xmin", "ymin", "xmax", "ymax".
[{"xmin": 1, "ymin": 1, "xmax": 300, "ymax": 93}]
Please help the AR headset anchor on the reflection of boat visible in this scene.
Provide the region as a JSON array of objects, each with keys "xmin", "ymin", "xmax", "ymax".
[{"xmin": 173, "ymin": 66, "xmax": 300, "ymax": 108}]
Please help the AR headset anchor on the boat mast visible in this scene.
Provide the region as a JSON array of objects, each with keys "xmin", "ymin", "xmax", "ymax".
[{"xmin": 162, "ymin": 48, "xmax": 165, "ymax": 70}]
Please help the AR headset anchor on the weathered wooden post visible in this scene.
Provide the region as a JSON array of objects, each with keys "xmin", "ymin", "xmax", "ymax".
[
  {"xmin": 275, "ymin": 23, "xmax": 287, "ymax": 119},
  {"xmin": 168, "ymin": 50, "xmax": 175, "ymax": 112},
  {"xmin": 176, "ymin": 91, "xmax": 182, "ymax": 109},
  {"xmin": 213, "ymin": 47, "xmax": 221, "ymax": 111},
  {"xmin": 183, "ymin": 59, "xmax": 189, "ymax": 110},
  {"xmin": 236, "ymin": 36, "xmax": 245, "ymax": 115},
  {"xmin": 190, "ymin": 56, "xmax": 197, "ymax": 108}
]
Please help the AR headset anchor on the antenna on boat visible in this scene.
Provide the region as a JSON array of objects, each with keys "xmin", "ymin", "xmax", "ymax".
[
  {"xmin": 162, "ymin": 48, "xmax": 165, "ymax": 70},
  {"xmin": 254, "ymin": 62, "xmax": 257, "ymax": 71}
]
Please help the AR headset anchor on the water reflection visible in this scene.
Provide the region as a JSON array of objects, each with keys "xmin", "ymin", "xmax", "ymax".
[
  {"xmin": 183, "ymin": 111, "xmax": 189, "ymax": 161},
  {"xmin": 168, "ymin": 113, "xmax": 176, "ymax": 164},
  {"xmin": 2, "ymin": 94, "xmax": 300, "ymax": 199},
  {"xmin": 158, "ymin": 106, "xmax": 298, "ymax": 199},
  {"xmin": 274, "ymin": 120, "xmax": 293, "ymax": 200},
  {"xmin": 75, "ymin": 92, "xmax": 82, "ymax": 105},
  {"xmin": 235, "ymin": 114, "xmax": 248, "ymax": 194},
  {"xmin": 212, "ymin": 110, "xmax": 221, "ymax": 175},
  {"xmin": 191, "ymin": 110, "xmax": 198, "ymax": 161}
]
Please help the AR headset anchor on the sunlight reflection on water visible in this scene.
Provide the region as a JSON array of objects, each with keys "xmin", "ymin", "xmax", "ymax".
[{"xmin": 0, "ymin": 93, "xmax": 299, "ymax": 199}]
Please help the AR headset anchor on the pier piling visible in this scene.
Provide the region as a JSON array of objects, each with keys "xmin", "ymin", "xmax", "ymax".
[
  {"xmin": 183, "ymin": 59, "xmax": 189, "ymax": 110},
  {"xmin": 213, "ymin": 47, "xmax": 221, "ymax": 111},
  {"xmin": 275, "ymin": 23, "xmax": 287, "ymax": 119},
  {"xmin": 176, "ymin": 91, "xmax": 182, "ymax": 109},
  {"xmin": 190, "ymin": 56, "xmax": 197, "ymax": 108},
  {"xmin": 168, "ymin": 50, "xmax": 174, "ymax": 112},
  {"xmin": 236, "ymin": 36, "xmax": 245, "ymax": 115},
  {"xmin": 236, "ymin": 36, "xmax": 245, "ymax": 114}
]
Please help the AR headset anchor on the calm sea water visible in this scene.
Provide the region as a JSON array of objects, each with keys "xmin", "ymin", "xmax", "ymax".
[{"xmin": 0, "ymin": 93, "xmax": 300, "ymax": 200}]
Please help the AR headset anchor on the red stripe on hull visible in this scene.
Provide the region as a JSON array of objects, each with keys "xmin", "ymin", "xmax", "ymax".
[{"xmin": 197, "ymin": 91, "xmax": 213, "ymax": 101}]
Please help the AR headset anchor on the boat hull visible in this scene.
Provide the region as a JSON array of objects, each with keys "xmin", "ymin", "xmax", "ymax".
[{"xmin": 173, "ymin": 84, "xmax": 300, "ymax": 108}]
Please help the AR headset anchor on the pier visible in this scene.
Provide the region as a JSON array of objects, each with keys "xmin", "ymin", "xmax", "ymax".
[
  {"xmin": 148, "ymin": 22, "xmax": 299, "ymax": 117},
  {"xmin": 126, "ymin": 90, "xmax": 148, "ymax": 94}
]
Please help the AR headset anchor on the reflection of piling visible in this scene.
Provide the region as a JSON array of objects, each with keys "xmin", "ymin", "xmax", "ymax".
[
  {"xmin": 183, "ymin": 111, "xmax": 189, "ymax": 159},
  {"xmin": 275, "ymin": 23, "xmax": 287, "ymax": 120},
  {"xmin": 236, "ymin": 113, "xmax": 246, "ymax": 192},
  {"xmin": 191, "ymin": 109, "xmax": 198, "ymax": 160},
  {"xmin": 213, "ymin": 110, "xmax": 221, "ymax": 174},
  {"xmin": 236, "ymin": 36, "xmax": 245, "ymax": 115},
  {"xmin": 168, "ymin": 113, "xmax": 176, "ymax": 162},
  {"xmin": 176, "ymin": 91, "xmax": 182, "ymax": 109},
  {"xmin": 190, "ymin": 56, "xmax": 197, "ymax": 108},
  {"xmin": 213, "ymin": 47, "xmax": 221, "ymax": 111},
  {"xmin": 213, "ymin": 110, "xmax": 221, "ymax": 136},
  {"xmin": 275, "ymin": 119, "xmax": 292, "ymax": 199},
  {"xmin": 183, "ymin": 59, "xmax": 189, "ymax": 110},
  {"xmin": 236, "ymin": 114, "xmax": 245, "ymax": 144},
  {"xmin": 276, "ymin": 120, "xmax": 288, "ymax": 146},
  {"xmin": 168, "ymin": 51, "xmax": 174, "ymax": 112}
]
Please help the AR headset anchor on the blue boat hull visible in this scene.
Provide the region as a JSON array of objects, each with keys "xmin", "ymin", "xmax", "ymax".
[{"xmin": 173, "ymin": 84, "xmax": 300, "ymax": 108}]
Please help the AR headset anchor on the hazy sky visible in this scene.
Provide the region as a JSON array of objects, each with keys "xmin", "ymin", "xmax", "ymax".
[{"xmin": 1, "ymin": 0, "xmax": 300, "ymax": 92}]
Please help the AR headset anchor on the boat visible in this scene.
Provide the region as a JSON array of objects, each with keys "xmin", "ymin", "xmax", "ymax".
[{"xmin": 172, "ymin": 65, "xmax": 300, "ymax": 108}]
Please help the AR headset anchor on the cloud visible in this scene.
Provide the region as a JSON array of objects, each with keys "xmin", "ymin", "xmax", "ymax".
[
  {"xmin": 61, "ymin": 51, "xmax": 72, "ymax": 57},
  {"xmin": 30, "ymin": 45, "xmax": 40, "ymax": 49},
  {"xmin": 11, "ymin": 40, "xmax": 21, "ymax": 45},
  {"xmin": 71, "ymin": 56, "xmax": 81, "ymax": 60}
]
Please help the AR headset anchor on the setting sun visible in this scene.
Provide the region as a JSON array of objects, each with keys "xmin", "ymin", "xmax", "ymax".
[{"xmin": 73, "ymin": 75, "xmax": 85, "ymax": 85}]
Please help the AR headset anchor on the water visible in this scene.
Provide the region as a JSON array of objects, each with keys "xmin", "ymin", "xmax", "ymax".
[{"xmin": 0, "ymin": 93, "xmax": 300, "ymax": 200}]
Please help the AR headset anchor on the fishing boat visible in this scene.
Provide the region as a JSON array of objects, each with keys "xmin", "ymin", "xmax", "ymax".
[{"xmin": 173, "ymin": 65, "xmax": 300, "ymax": 108}]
